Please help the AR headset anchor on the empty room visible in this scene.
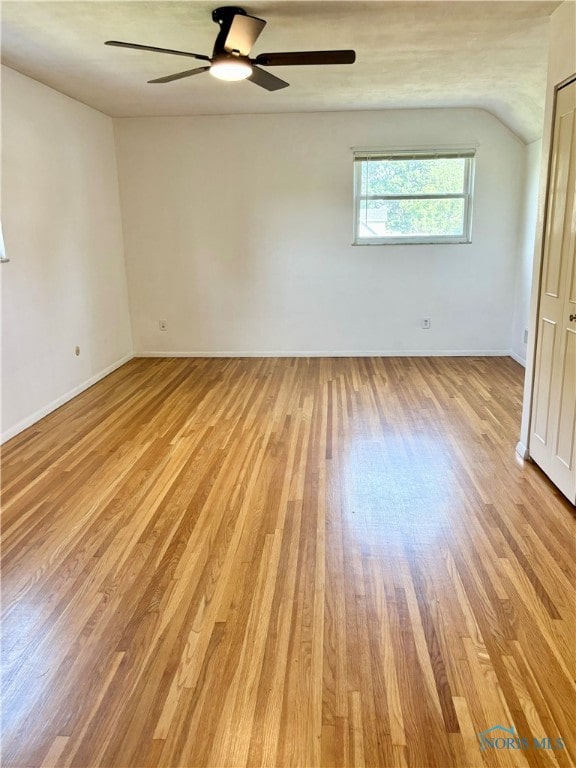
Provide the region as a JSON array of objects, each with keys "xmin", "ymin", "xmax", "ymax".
[{"xmin": 1, "ymin": 1, "xmax": 575, "ymax": 767}]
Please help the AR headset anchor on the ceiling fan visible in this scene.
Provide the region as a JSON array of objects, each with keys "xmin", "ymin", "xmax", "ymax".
[{"xmin": 105, "ymin": 6, "xmax": 355, "ymax": 91}]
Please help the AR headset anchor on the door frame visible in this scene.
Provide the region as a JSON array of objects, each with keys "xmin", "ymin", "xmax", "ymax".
[{"xmin": 518, "ymin": 72, "xmax": 576, "ymax": 462}]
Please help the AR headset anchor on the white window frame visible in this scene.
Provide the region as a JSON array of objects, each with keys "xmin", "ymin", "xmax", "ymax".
[
  {"xmin": 0, "ymin": 222, "xmax": 8, "ymax": 263},
  {"xmin": 353, "ymin": 148, "xmax": 476, "ymax": 245}
]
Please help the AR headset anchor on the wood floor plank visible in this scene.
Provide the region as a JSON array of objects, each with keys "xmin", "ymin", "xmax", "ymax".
[{"xmin": 1, "ymin": 356, "xmax": 574, "ymax": 768}]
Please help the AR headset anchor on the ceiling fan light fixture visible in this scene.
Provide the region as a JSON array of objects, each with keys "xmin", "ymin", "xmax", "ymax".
[
  {"xmin": 107, "ymin": 7, "xmax": 356, "ymax": 91},
  {"xmin": 210, "ymin": 58, "xmax": 252, "ymax": 81}
]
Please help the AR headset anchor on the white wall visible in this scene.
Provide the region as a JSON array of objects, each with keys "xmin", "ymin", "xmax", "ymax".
[
  {"xmin": 511, "ymin": 138, "xmax": 542, "ymax": 366},
  {"xmin": 519, "ymin": 0, "xmax": 576, "ymax": 454},
  {"xmin": 115, "ymin": 108, "xmax": 525, "ymax": 356},
  {"xmin": 1, "ymin": 66, "xmax": 133, "ymax": 441}
]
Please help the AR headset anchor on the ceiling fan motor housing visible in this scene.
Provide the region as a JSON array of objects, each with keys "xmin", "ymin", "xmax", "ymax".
[
  {"xmin": 212, "ymin": 6, "xmax": 247, "ymax": 57},
  {"xmin": 212, "ymin": 6, "xmax": 247, "ymax": 24}
]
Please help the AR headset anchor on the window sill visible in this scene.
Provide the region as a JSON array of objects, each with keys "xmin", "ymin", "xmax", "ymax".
[{"xmin": 352, "ymin": 239, "xmax": 472, "ymax": 246}]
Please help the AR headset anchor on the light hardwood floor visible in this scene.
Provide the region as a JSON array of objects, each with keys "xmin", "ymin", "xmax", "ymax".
[{"xmin": 1, "ymin": 356, "xmax": 575, "ymax": 768}]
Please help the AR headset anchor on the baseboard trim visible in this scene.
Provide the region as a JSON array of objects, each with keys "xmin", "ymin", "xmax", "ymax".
[
  {"xmin": 516, "ymin": 441, "xmax": 530, "ymax": 460},
  {"xmin": 1, "ymin": 353, "xmax": 134, "ymax": 444},
  {"xmin": 137, "ymin": 349, "xmax": 512, "ymax": 358},
  {"xmin": 509, "ymin": 351, "xmax": 527, "ymax": 367}
]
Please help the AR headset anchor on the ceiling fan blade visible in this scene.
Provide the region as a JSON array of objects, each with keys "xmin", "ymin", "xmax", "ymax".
[
  {"xmin": 105, "ymin": 40, "xmax": 210, "ymax": 62},
  {"xmin": 148, "ymin": 66, "xmax": 211, "ymax": 84},
  {"xmin": 247, "ymin": 66, "xmax": 289, "ymax": 92},
  {"xmin": 255, "ymin": 50, "xmax": 356, "ymax": 67},
  {"xmin": 224, "ymin": 13, "xmax": 266, "ymax": 56}
]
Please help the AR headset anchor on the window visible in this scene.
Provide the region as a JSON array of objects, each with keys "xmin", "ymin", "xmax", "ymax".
[
  {"xmin": 353, "ymin": 149, "xmax": 475, "ymax": 245},
  {"xmin": 0, "ymin": 222, "xmax": 8, "ymax": 263}
]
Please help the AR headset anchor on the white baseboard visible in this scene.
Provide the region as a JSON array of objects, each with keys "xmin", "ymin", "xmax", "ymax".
[
  {"xmin": 137, "ymin": 349, "xmax": 512, "ymax": 358},
  {"xmin": 1, "ymin": 353, "xmax": 134, "ymax": 444},
  {"xmin": 516, "ymin": 441, "xmax": 530, "ymax": 460},
  {"xmin": 509, "ymin": 351, "xmax": 527, "ymax": 367}
]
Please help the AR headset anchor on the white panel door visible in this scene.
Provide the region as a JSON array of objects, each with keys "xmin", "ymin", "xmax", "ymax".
[{"xmin": 530, "ymin": 78, "xmax": 576, "ymax": 504}]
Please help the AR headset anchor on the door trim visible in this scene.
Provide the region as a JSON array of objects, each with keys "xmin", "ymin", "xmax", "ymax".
[{"xmin": 526, "ymin": 72, "xmax": 576, "ymax": 453}]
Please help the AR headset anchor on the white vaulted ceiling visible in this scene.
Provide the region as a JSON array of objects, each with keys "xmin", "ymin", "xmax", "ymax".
[{"xmin": 1, "ymin": 1, "xmax": 560, "ymax": 142}]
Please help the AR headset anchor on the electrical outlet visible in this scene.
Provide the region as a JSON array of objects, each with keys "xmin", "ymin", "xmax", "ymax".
[
  {"xmin": 159, "ymin": 319, "xmax": 168, "ymax": 332},
  {"xmin": 523, "ymin": 329, "xmax": 529, "ymax": 344},
  {"xmin": 421, "ymin": 318, "xmax": 431, "ymax": 330}
]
